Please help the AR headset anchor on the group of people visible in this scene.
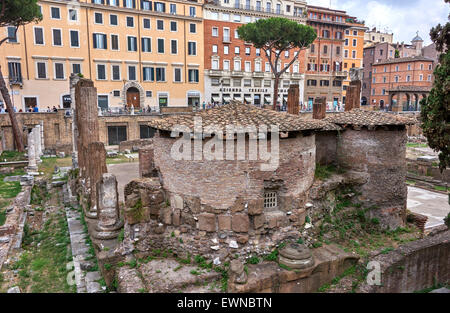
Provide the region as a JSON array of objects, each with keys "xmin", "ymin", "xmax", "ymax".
[{"xmin": 0, "ymin": 105, "xmax": 59, "ymax": 113}]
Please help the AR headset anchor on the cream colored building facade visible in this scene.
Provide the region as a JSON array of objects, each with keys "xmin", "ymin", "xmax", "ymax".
[
  {"xmin": 0, "ymin": 0, "xmax": 204, "ymax": 111},
  {"xmin": 364, "ymin": 27, "xmax": 393, "ymax": 48}
]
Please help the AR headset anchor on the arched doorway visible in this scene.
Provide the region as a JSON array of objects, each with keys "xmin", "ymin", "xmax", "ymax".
[
  {"xmin": 126, "ymin": 87, "xmax": 140, "ymax": 108},
  {"xmin": 361, "ymin": 97, "xmax": 367, "ymax": 106}
]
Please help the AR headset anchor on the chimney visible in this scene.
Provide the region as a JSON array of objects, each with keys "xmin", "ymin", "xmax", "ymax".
[{"xmin": 313, "ymin": 97, "xmax": 326, "ymax": 119}]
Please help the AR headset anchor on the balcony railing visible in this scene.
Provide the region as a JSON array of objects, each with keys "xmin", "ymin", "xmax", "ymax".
[
  {"xmin": 223, "ymin": 36, "xmax": 231, "ymax": 43},
  {"xmin": 231, "ymin": 71, "xmax": 244, "ymax": 77},
  {"xmin": 229, "ymin": 4, "xmax": 285, "ymax": 16},
  {"xmin": 208, "ymin": 69, "xmax": 223, "ymax": 76}
]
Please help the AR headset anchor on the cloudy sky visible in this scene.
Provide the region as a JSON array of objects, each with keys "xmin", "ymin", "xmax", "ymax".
[{"xmin": 307, "ymin": 0, "xmax": 449, "ymax": 45}]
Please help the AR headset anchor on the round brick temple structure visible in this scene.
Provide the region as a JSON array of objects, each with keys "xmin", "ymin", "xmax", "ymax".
[{"xmin": 122, "ymin": 102, "xmax": 335, "ymax": 260}]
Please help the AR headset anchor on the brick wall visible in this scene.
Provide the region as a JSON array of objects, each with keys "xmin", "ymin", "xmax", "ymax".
[
  {"xmin": 337, "ymin": 128, "xmax": 408, "ymax": 229},
  {"xmin": 153, "ymin": 132, "xmax": 316, "ymax": 210}
]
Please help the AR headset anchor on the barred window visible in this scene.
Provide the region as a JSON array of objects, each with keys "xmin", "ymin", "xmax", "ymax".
[{"xmin": 264, "ymin": 191, "xmax": 277, "ymax": 209}]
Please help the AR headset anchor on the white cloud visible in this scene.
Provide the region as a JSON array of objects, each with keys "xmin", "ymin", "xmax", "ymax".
[{"xmin": 306, "ymin": 0, "xmax": 449, "ymax": 45}]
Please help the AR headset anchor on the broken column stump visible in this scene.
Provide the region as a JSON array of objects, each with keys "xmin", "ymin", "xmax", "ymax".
[
  {"xmin": 27, "ymin": 128, "xmax": 37, "ymax": 171},
  {"xmin": 138, "ymin": 144, "xmax": 158, "ymax": 178},
  {"xmin": 313, "ymin": 97, "xmax": 327, "ymax": 119},
  {"xmin": 85, "ymin": 141, "xmax": 108, "ymax": 219},
  {"xmin": 278, "ymin": 243, "xmax": 314, "ymax": 269},
  {"xmin": 93, "ymin": 173, "xmax": 123, "ymax": 239}
]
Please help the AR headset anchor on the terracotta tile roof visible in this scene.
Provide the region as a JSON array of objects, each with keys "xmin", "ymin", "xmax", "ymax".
[
  {"xmin": 148, "ymin": 101, "xmax": 337, "ymax": 133},
  {"xmin": 324, "ymin": 109, "xmax": 416, "ymax": 126}
]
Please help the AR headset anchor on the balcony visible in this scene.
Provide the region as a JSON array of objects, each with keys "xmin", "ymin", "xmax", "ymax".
[
  {"xmin": 291, "ymin": 73, "xmax": 303, "ymax": 80},
  {"xmin": 253, "ymin": 72, "xmax": 264, "ymax": 78},
  {"xmin": 333, "ymin": 71, "xmax": 348, "ymax": 78},
  {"xmin": 231, "ymin": 71, "xmax": 244, "ymax": 77},
  {"xmin": 207, "ymin": 69, "xmax": 223, "ymax": 77},
  {"xmin": 223, "ymin": 36, "xmax": 231, "ymax": 43}
]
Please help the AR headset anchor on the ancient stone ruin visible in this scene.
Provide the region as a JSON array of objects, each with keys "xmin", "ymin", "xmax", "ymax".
[{"xmin": 117, "ymin": 102, "xmax": 415, "ymax": 268}]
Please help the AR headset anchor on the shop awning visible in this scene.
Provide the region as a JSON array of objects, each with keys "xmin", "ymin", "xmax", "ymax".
[
  {"xmin": 234, "ymin": 96, "xmax": 243, "ymax": 102},
  {"xmin": 264, "ymin": 96, "xmax": 272, "ymax": 103},
  {"xmin": 244, "ymin": 96, "xmax": 252, "ymax": 102},
  {"xmin": 212, "ymin": 96, "xmax": 220, "ymax": 102},
  {"xmin": 223, "ymin": 96, "xmax": 231, "ymax": 102}
]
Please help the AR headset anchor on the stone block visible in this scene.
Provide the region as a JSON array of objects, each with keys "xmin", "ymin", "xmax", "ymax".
[
  {"xmin": 252, "ymin": 214, "xmax": 265, "ymax": 229},
  {"xmin": 232, "ymin": 214, "xmax": 249, "ymax": 233},
  {"xmin": 247, "ymin": 199, "xmax": 264, "ymax": 215},
  {"xmin": 171, "ymin": 194, "xmax": 184, "ymax": 210},
  {"xmin": 198, "ymin": 213, "xmax": 216, "ymax": 232},
  {"xmin": 218, "ymin": 215, "xmax": 232, "ymax": 231},
  {"xmin": 160, "ymin": 207, "xmax": 172, "ymax": 225},
  {"xmin": 230, "ymin": 197, "xmax": 245, "ymax": 213},
  {"xmin": 181, "ymin": 212, "xmax": 196, "ymax": 227},
  {"xmin": 141, "ymin": 188, "xmax": 164, "ymax": 206},
  {"xmin": 173, "ymin": 209, "xmax": 181, "ymax": 226}
]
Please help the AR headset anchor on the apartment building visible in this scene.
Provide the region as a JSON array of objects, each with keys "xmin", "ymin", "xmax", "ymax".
[
  {"xmin": 304, "ymin": 5, "xmax": 350, "ymax": 109},
  {"xmin": 342, "ymin": 18, "xmax": 367, "ymax": 104},
  {"xmin": 0, "ymin": 0, "xmax": 204, "ymax": 111},
  {"xmin": 371, "ymin": 56, "xmax": 433, "ymax": 111},
  {"xmin": 364, "ymin": 27, "xmax": 393, "ymax": 47},
  {"xmin": 361, "ymin": 42, "xmax": 395, "ymax": 105},
  {"xmin": 203, "ymin": 0, "xmax": 308, "ymax": 108}
]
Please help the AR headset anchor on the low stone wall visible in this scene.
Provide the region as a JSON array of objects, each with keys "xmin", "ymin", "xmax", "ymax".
[
  {"xmin": 118, "ymin": 139, "xmax": 153, "ymax": 153},
  {"xmin": 0, "ymin": 186, "xmax": 31, "ymax": 270},
  {"xmin": 229, "ymin": 244, "xmax": 359, "ymax": 293},
  {"xmin": 359, "ymin": 228, "xmax": 449, "ymax": 293},
  {"xmin": 407, "ymin": 159, "xmax": 450, "ymax": 183}
]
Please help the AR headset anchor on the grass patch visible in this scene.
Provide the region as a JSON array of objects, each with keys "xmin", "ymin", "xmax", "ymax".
[
  {"xmin": 11, "ymin": 209, "xmax": 75, "ymax": 293},
  {"xmin": 106, "ymin": 154, "xmax": 136, "ymax": 165},
  {"xmin": 434, "ymin": 185, "xmax": 447, "ymax": 192},
  {"xmin": 0, "ymin": 209, "xmax": 6, "ymax": 226},
  {"xmin": 406, "ymin": 143, "xmax": 428, "ymax": 148},
  {"xmin": 315, "ymin": 164, "xmax": 344, "ymax": 180},
  {"xmin": 38, "ymin": 157, "xmax": 72, "ymax": 178},
  {"xmin": 0, "ymin": 150, "xmax": 26, "ymax": 162}
]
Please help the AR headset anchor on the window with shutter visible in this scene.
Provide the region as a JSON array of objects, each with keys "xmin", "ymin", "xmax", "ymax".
[{"xmin": 70, "ymin": 30, "xmax": 79, "ymax": 47}]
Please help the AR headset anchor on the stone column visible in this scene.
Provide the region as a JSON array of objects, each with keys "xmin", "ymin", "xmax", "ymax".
[
  {"xmin": 287, "ymin": 84, "xmax": 299, "ymax": 115},
  {"xmin": 85, "ymin": 141, "xmax": 108, "ymax": 219},
  {"xmin": 75, "ymin": 79, "xmax": 99, "ymax": 178},
  {"xmin": 40, "ymin": 120, "xmax": 45, "ymax": 154},
  {"xmin": 35, "ymin": 124, "xmax": 42, "ymax": 158},
  {"xmin": 312, "ymin": 97, "xmax": 327, "ymax": 119},
  {"xmin": 93, "ymin": 173, "xmax": 123, "ymax": 239},
  {"xmin": 27, "ymin": 129, "xmax": 37, "ymax": 171},
  {"xmin": 70, "ymin": 74, "xmax": 81, "ymax": 169}
]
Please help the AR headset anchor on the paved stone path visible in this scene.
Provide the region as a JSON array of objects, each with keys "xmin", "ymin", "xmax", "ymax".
[
  {"xmin": 65, "ymin": 207, "xmax": 104, "ymax": 293},
  {"xmin": 107, "ymin": 162, "xmax": 139, "ymax": 202},
  {"xmin": 407, "ymin": 186, "xmax": 449, "ymax": 229}
]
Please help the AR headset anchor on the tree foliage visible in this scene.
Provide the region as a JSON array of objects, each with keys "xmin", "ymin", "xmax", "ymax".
[
  {"xmin": 420, "ymin": 0, "xmax": 450, "ymax": 172},
  {"xmin": 0, "ymin": 0, "xmax": 42, "ymax": 45},
  {"xmin": 237, "ymin": 18, "xmax": 316, "ymax": 109}
]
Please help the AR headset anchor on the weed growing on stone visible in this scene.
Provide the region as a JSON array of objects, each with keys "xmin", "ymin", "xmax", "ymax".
[{"xmin": 246, "ymin": 255, "xmax": 260, "ymax": 264}]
